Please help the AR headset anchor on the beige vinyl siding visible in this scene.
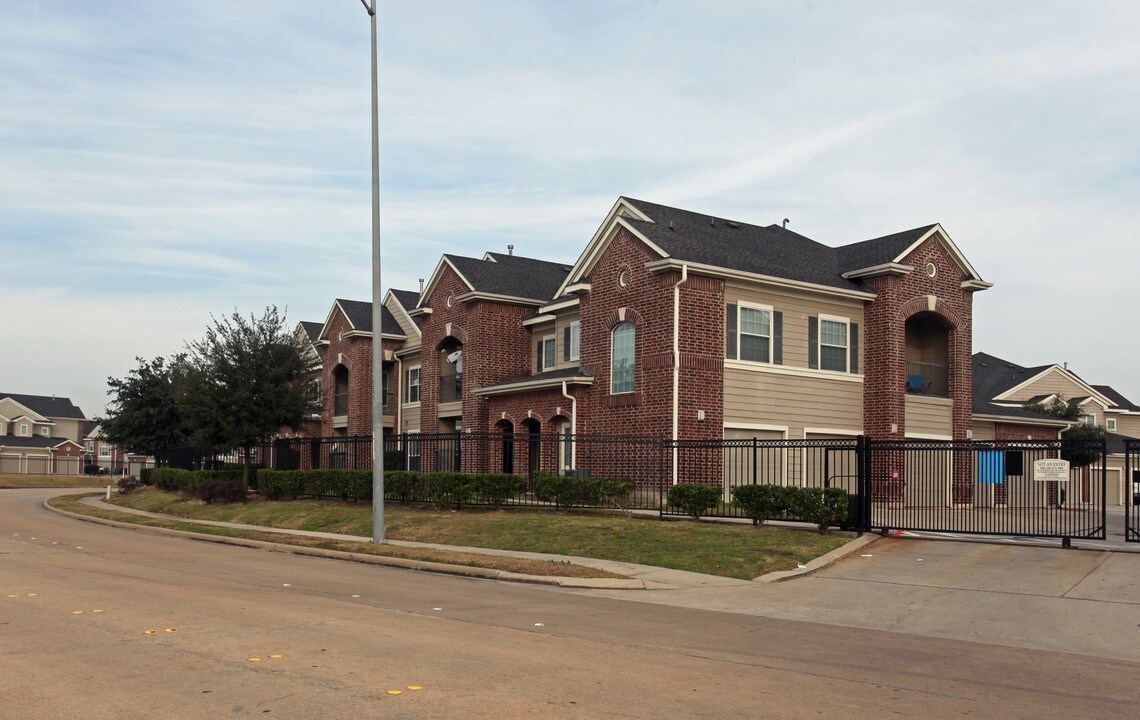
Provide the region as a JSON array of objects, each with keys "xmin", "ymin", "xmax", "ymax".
[
  {"xmin": 971, "ymin": 422, "xmax": 995, "ymax": 441},
  {"xmin": 724, "ymin": 368, "xmax": 862, "ymax": 436},
  {"xmin": 1002, "ymin": 369, "xmax": 1092, "ymax": 403},
  {"xmin": 725, "ymin": 281, "xmax": 864, "ymax": 370},
  {"xmin": 554, "ymin": 311, "xmax": 582, "ymax": 371},
  {"xmin": 399, "ymin": 405, "xmax": 420, "ymax": 433},
  {"xmin": 1109, "ymin": 414, "xmax": 1140, "ymax": 438},
  {"xmin": 905, "ymin": 395, "xmax": 953, "ymax": 437},
  {"xmin": 0, "ymin": 399, "xmax": 27, "ymax": 419},
  {"xmin": 386, "ymin": 297, "xmax": 421, "ymax": 342},
  {"xmin": 53, "ymin": 418, "xmax": 85, "ymax": 443}
]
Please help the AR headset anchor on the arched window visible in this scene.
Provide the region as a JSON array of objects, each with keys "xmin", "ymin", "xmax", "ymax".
[{"xmin": 611, "ymin": 322, "xmax": 635, "ymax": 394}]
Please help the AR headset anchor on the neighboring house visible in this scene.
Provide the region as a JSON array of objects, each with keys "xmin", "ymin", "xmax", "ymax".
[
  {"xmin": 272, "ymin": 320, "xmax": 327, "ymax": 440},
  {"xmin": 81, "ymin": 421, "xmax": 152, "ymax": 476},
  {"xmin": 0, "ymin": 392, "xmax": 87, "ymax": 474},
  {"xmin": 971, "ymin": 352, "xmax": 1139, "ymax": 506}
]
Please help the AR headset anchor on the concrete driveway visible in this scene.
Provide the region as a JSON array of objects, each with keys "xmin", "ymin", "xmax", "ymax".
[{"xmin": 583, "ymin": 536, "xmax": 1140, "ymax": 662}]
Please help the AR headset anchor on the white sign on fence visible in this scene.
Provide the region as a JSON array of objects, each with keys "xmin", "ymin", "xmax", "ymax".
[{"xmin": 1033, "ymin": 458, "xmax": 1070, "ymax": 482}]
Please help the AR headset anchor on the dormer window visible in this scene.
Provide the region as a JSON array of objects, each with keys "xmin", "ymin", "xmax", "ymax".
[
  {"xmin": 40, "ymin": 427, "xmax": 49, "ymax": 436},
  {"xmin": 20, "ymin": 424, "xmax": 29, "ymax": 437}
]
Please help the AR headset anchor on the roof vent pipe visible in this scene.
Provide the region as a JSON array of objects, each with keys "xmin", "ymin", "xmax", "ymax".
[
  {"xmin": 782, "ymin": 218, "xmax": 790, "ymax": 229},
  {"xmin": 418, "ymin": 277, "xmax": 424, "ymax": 293},
  {"xmin": 507, "ymin": 244, "xmax": 514, "ymax": 256}
]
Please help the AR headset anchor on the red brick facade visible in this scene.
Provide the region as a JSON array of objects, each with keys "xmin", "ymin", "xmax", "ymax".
[{"xmin": 862, "ymin": 234, "xmax": 975, "ymax": 441}]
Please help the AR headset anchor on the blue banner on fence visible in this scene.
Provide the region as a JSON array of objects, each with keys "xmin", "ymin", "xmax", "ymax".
[{"xmin": 978, "ymin": 450, "xmax": 1004, "ymax": 484}]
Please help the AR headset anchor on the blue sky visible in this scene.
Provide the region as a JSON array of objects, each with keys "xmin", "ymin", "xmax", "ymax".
[{"xmin": 2, "ymin": 1, "xmax": 1138, "ymax": 417}]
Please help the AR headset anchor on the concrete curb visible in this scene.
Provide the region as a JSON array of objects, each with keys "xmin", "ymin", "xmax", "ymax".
[
  {"xmin": 753, "ymin": 532, "xmax": 880, "ymax": 583},
  {"xmin": 44, "ymin": 500, "xmax": 651, "ymax": 590}
]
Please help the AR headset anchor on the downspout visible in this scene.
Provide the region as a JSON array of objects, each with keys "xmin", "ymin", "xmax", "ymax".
[
  {"xmin": 672, "ymin": 264, "xmax": 689, "ymax": 485},
  {"xmin": 394, "ymin": 355, "xmax": 403, "ymax": 438},
  {"xmin": 561, "ymin": 380, "xmax": 577, "ymax": 471}
]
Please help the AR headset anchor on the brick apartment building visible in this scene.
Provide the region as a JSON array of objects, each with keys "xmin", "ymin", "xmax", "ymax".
[{"xmin": 295, "ymin": 197, "xmax": 1138, "ymax": 503}]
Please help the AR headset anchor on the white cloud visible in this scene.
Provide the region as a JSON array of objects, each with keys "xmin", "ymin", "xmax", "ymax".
[{"xmin": 2, "ymin": 0, "xmax": 1139, "ymax": 410}]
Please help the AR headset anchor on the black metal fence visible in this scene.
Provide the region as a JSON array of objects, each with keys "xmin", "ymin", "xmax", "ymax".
[
  {"xmin": 1126, "ymin": 439, "xmax": 1140, "ymax": 543},
  {"xmin": 166, "ymin": 434, "xmax": 1110, "ymax": 543}
]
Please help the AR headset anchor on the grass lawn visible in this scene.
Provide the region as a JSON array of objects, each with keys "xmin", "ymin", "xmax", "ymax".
[
  {"xmin": 103, "ymin": 488, "xmax": 850, "ymax": 580},
  {"xmin": 0, "ymin": 473, "xmax": 111, "ymax": 488}
]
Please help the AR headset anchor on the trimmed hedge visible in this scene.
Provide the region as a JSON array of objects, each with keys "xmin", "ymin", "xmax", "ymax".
[
  {"xmin": 533, "ymin": 472, "xmax": 633, "ymax": 510},
  {"xmin": 254, "ymin": 469, "xmax": 525, "ymax": 508},
  {"xmin": 666, "ymin": 483, "xmax": 721, "ymax": 520},
  {"xmin": 147, "ymin": 467, "xmax": 245, "ymax": 495},
  {"xmin": 731, "ymin": 484, "xmax": 848, "ymax": 531}
]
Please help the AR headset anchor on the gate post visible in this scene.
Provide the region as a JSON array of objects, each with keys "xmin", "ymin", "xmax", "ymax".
[{"xmin": 854, "ymin": 435, "xmax": 871, "ymax": 534}]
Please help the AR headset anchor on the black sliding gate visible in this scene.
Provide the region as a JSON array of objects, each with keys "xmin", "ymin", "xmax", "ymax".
[
  {"xmin": 1126, "ymin": 440, "xmax": 1140, "ymax": 543},
  {"xmin": 862, "ymin": 438, "xmax": 1108, "ymax": 544}
]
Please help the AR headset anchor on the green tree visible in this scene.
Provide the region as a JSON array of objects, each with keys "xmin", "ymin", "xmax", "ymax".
[
  {"xmin": 1022, "ymin": 395, "xmax": 1106, "ymax": 468},
  {"xmin": 1022, "ymin": 395, "xmax": 1082, "ymax": 421},
  {"xmin": 98, "ymin": 355, "xmax": 187, "ymax": 467},
  {"xmin": 183, "ymin": 306, "xmax": 320, "ymax": 485}
]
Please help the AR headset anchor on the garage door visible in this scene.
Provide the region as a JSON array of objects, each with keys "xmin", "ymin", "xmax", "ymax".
[
  {"xmin": 0, "ymin": 454, "xmax": 20, "ymax": 473},
  {"xmin": 25, "ymin": 455, "xmax": 51, "ymax": 474}
]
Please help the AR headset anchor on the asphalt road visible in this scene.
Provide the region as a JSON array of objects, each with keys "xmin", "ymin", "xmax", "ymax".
[{"xmin": 2, "ymin": 488, "xmax": 1137, "ymax": 719}]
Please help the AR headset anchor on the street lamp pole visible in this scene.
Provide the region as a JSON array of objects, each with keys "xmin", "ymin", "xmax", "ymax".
[{"xmin": 361, "ymin": 0, "xmax": 384, "ymax": 542}]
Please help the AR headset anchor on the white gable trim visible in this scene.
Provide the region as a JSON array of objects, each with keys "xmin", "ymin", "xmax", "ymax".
[
  {"xmin": 384, "ymin": 290, "xmax": 422, "ymax": 339},
  {"xmin": 993, "ymin": 365, "xmax": 1114, "ymax": 406},
  {"xmin": 0, "ymin": 399, "xmax": 48, "ymax": 423},
  {"xmin": 555, "ymin": 198, "xmax": 662, "ymax": 297},
  {"xmin": 418, "ymin": 257, "xmax": 476, "ymax": 309},
  {"xmin": 893, "ymin": 225, "xmax": 984, "ymax": 283}
]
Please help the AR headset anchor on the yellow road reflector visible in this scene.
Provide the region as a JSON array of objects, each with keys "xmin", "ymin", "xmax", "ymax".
[
  {"xmin": 144, "ymin": 630, "xmax": 158, "ymax": 635},
  {"xmin": 247, "ymin": 658, "xmax": 262, "ymax": 662},
  {"xmin": 386, "ymin": 690, "xmax": 403, "ymax": 695},
  {"xmin": 93, "ymin": 610, "xmax": 104, "ymax": 614},
  {"xmin": 407, "ymin": 686, "xmax": 423, "ymax": 691},
  {"xmin": 27, "ymin": 593, "xmax": 37, "ymax": 597},
  {"xmin": 164, "ymin": 628, "xmax": 178, "ymax": 633},
  {"xmin": 72, "ymin": 611, "xmax": 84, "ymax": 615},
  {"xmin": 6, "ymin": 595, "xmax": 17, "ymax": 599},
  {"xmin": 268, "ymin": 654, "xmax": 283, "ymax": 659}
]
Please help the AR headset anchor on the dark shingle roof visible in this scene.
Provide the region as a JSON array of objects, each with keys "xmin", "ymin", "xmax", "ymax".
[
  {"xmin": 621, "ymin": 198, "xmax": 944, "ymax": 292},
  {"xmin": 334, "ymin": 299, "xmax": 404, "ymax": 336},
  {"xmin": 0, "ymin": 393, "xmax": 85, "ymax": 420},
  {"xmin": 972, "ymin": 352, "xmax": 1069, "ymax": 422},
  {"xmin": 834, "ymin": 225, "xmax": 939, "ymax": 274},
  {"xmin": 622, "ymin": 198, "xmax": 863, "ymax": 291},
  {"xmin": 0, "ymin": 435, "xmax": 75, "ymax": 449},
  {"xmin": 299, "ymin": 321, "xmax": 323, "ymax": 343},
  {"xmin": 1093, "ymin": 385, "xmax": 1140, "ymax": 412},
  {"xmin": 444, "ymin": 253, "xmax": 570, "ymax": 301},
  {"xmin": 389, "ymin": 289, "xmax": 423, "ymax": 329}
]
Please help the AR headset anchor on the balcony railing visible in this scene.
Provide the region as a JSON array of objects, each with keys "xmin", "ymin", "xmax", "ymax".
[{"xmin": 905, "ymin": 360, "xmax": 948, "ymax": 397}]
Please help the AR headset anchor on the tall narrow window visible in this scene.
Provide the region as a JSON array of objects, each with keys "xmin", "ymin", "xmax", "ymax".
[
  {"xmin": 541, "ymin": 335, "xmax": 556, "ymax": 371},
  {"xmin": 406, "ymin": 367, "xmax": 421, "ymax": 403},
  {"xmin": 819, "ymin": 317, "xmax": 849, "ymax": 372},
  {"xmin": 611, "ymin": 322, "xmax": 635, "ymax": 394},
  {"xmin": 567, "ymin": 321, "xmax": 581, "ymax": 361}
]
